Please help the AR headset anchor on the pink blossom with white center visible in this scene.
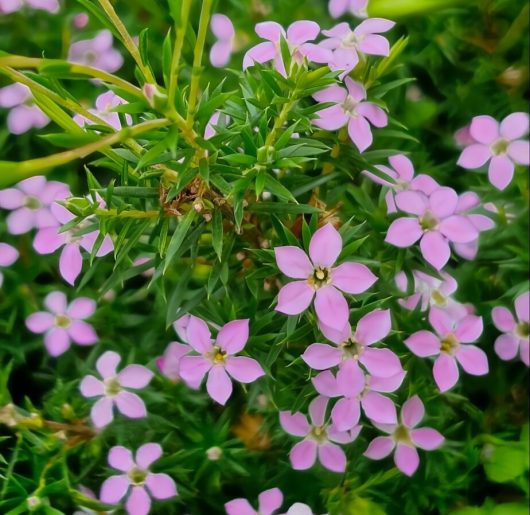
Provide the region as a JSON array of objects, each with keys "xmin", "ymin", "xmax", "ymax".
[
  {"xmin": 302, "ymin": 309, "xmax": 402, "ymax": 381},
  {"xmin": 279, "ymin": 396, "xmax": 360, "ymax": 473},
  {"xmin": 210, "ymin": 14, "xmax": 235, "ymax": 67},
  {"xmin": 243, "ymin": 21, "xmax": 331, "ymax": 76},
  {"xmin": 450, "ymin": 191, "xmax": 495, "ymax": 261},
  {"xmin": 362, "ymin": 154, "xmax": 440, "ymax": 213},
  {"xmin": 0, "ymin": 242, "xmax": 19, "ymax": 288},
  {"xmin": 363, "ymin": 395, "xmax": 444, "ymax": 476},
  {"xmin": 0, "ymin": 83, "xmax": 50, "ymax": 134},
  {"xmin": 329, "ymin": 0, "xmax": 368, "ymax": 18},
  {"xmin": 68, "ymin": 30, "xmax": 123, "ymax": 73},
  {"xmin": 73, "ymin": 91, "xmax": 131, "ymax": 130},
  {"xmin": 492, "ymin": 292, "xmax": 529, "ymax": 367},
  {"xmin": 457, "ymin": 113, "xmax": 530, "ymax": 190},
  {"xmin": 312, "ymin": 78, "xmax": 387, "ymax": 153},
  {"xmin": 394, "ymin": 269, "xmax": 469, "ymax": 320},
  {"xmin": 274, "ymin": 223, "xmax": 377, "ymax": 331},
  {"xmin": 178, "ymin": 316, "xmax": 265, "ymax": 405},
  {"xmin": 0, "ymin": 176, "xmax": 70, "ymax": 235},
  {"xmin": 385, "ymin": 187, "xmax": 479, "ymax": 270},
  {"xmin": 225, "ymin": 487, "xmax": 283, "ymax": 515},
  {"xmin": 320, "ymin": 19, "xmax": 394, "ymax": 79},
  {"xmin": 313, "ymin": 368, "xmax": 405, "ymax": 430},
  {"xmin": 80, "ymin": 351, "xmax": 153, "ymax": 428},
  {"xmin": 25, "ymin": 291, "xmax": 98, "ymax": 357},
  {"xmin": 404, "ymin": 307, "xmax": 488, "ymax": 392},
  {"xmin": 0, "ymin": 0, "xmax": 59, "ymax": 14},
  {"xmin": 33, "ymin": 202, "xmax": 113, "ymax": 285},
  {"xmin": 99, "ymin": 443, "xmax": 177, "ymax": 515}
]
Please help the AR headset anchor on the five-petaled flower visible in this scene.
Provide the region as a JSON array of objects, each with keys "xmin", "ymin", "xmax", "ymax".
[
  {"xmin": 313, "ymin": 78, "xmax": 387, "ymax": 152},
  {"xmin": 73, "ymin": 91, "xmax": 131, "ymax": 130},
  {"xmin": 178, "ymin": 316, "xmax": 265, "ymax": 405},
  {"xmin": 225, "ymin": 487, "xmax": 283, "ymax": 515},
  {"xmin": 328, "ymin": 0, "xmax": 368, "ymax": 18},
  {"xmin": 26, "ymin": 291, "xmax": 98, "ymax": 356},
  {"xmin": 280, "ymin": 396, "xmax": 360, "ymax": 473},
  {"xmin": 363, "ymin": 395, "xmax": 444, "ymax": 476},
  {"xmin": 210, "ymin": 13, "xmax": 235, "ymax": 67},
  {"xmin": 405, "ymin": 307, "xmax": 488, "ymax": 392},
  {"xmin": 274, "ymin": 223, "xmax": 377, "ymax": 331},
  {"xmin": 79, "ymin": 350, "xmax": 153, "ymax": 428},
  {"xmin": 68, "ymin": 30, "xmax": 123, "ymax": 73},
  {"xmin": 492, "ymin": 291, "xmax": 529, "ymax": 367},
  {"xmin": 457, "ymin": 113, "xmax": 530, "ymax": 191},
  {"xmin": 100, "ymin": 443, "xmax": 177, "ymax": 515},
  {"xmin": 0, "ymin": 176, "xmax": 70, "ymax": 235}
]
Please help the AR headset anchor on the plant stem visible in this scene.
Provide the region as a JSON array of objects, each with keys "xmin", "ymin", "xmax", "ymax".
[
  {"xmin": 96, "ymin": 0, "xmax": 157, "ymax": 84},
  {"xmin": 186, "ymin": 0, "xmax": 214, "ymax": 125},
  {"xmin": 95, "ymin": 208, "xmax": 160, "ymax": 218}
]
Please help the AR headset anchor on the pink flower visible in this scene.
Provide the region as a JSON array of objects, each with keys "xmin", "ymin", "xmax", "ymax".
[
  {"xmin": 225, "ymin": 488, "xmax": 283, "ymax": 515},
  {"xmin": 457, "ymin": 113, "xmax": 530, "ymax": 190},
  {"xmin": 100, "ymin": 443, "xmax": 177, "ymax": 515},
  {"xmin": 328, "ymin": 0, "xmax": 368, "ymax": 18},
  {"xmin": 0, "ymin": 83, "xmax": 49, "ymax": 134},
  {"xmin": 313, "ymin": 368, "xmax": 405, "ymax": 430},
  {"xmin": 204, "ymin": 111, "xmax": 230, "ymax": 140},
  {"xmin": 302, "ymin": 309, "xmax": 401, "ymax": 380},
  {"xmin": 73, "ymin": 91, "xmax": 131, "ymax": 130},
  {"xmin": 210, "ymin": 14, "xmax": 235, "ymax": 67},
  {"xmin": 243, "ymin": 21, "xmax": 331, "ymax": 76},
  {"xmin": 385, "ymin": 187, "xmax": 479, "ymax": 270},
  {"xmin": 80, "ymin": 351, "xmax": 153, "ymax": 428},
  {"xmin": 33, "ymin": 202, "xmax": 113, "ymax": 285},
  {"xmin": 492, "ymin": 292, "xmax": 529, "ymax": 367},
  {"xmin": 405, "ymin": 307, "xmax": 488, "ymax": 392},
  {"xmin": 68, "ymin": 30, "xmax": 123, "ymax": 73},
  {"xmin": 363, "ymin": 395, "xmax": 444, "ymax": 476},
  {"xmin": 26, "ymin": 291, "xmax": 98, "ymax": 356},
  {"xmin": 0, "ymin": 176, "xmax": 70, "ymax": 235},
  {"xmin": 320, "ymin": 19, "xmax": 394, "ymax": 78},
  {"xmin": 178, "ymin": 316, "xmax": 265, "ymax": 405},
  {"xmin": 313, "ymin": 78, "xmax": 387, "ymax": 152},
  {"xmin": 362, "ymin": 154, "xmax": 440, "ymax": 213},
  {"xmin": 394, "ymin": 269, "xmax": 469, "ymax": 320},
  {"xmin": 279, "ymin": 396, "xmax": 360, "ymax": 473},
  {"xmin": 0, "ymin": 0, "xmax": 59, "ymax": 14},
  {"xmin": 274, "ymin": 223, "xmax": 377, "ymax": 331},
  {"xmin": 73, "ymin": 12, "xmax": 89, "ymax": 29},
  {"xmin": 0, "ymin": 242, "xmax": 18, "ymax": 287}
]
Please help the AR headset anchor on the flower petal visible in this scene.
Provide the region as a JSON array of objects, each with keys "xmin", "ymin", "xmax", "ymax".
[
  {"xmin": 313, "ymin": 105, "xmax": 348, "ymax": 130},
  {"xmin": 118, "ymin": 365, "xmax": 153, "ymax": 389},
  {"xmin": 290, "ymin": 440, "xmax": 317, "ymax": 470},
  {"xmin": 515, "ymin": 292, "xmax": 529, "ymax": 323},
  {"xmin": 348, "ymin": 114, "xmax": 373, "ymax": 152},
  {"xmin": 420, "ymin": 231, "xmax": 450, "ymax": 270},
  {"xmin": 488, "ymin": 155, "xmax": 514, "ymax": 191},
  {"xmin": 332, "ymin": 262, "xmax": 377, "ymax": 294},
  {"xmin": 362, "ymin": 391, "xmax": 397, "ymax": 424},
  {"xmin": 410, "ymin": 428, "xmax": 444, "ymax": 450},
  {"xmin": 287, "ymin": 20, "xmax": 320, "ymax": 45},
  {"xmin": 136, "ymin": 443, "xmax": 162, "ymax": 469},
  {"xmin": 108, "ymin": 446, "xmax": 134, "ymax": 472},
  {"xmin": 331, "ymin": 397, "xmax": 361, "ymax": 431},
  {"xmin": 91, "ymin": 397, "xmax": 114, "ymax": 428},
  {"xmin": 469, "ymin": 115, "xmax": 499, "ymax": 144},
  {"xmin": 210, "ymin": 13, "xmax": 234, "ymax": 40},
  {"xmin": 25, "ymin": 312, "xmax": 54, "ymax": 334},
  {"xmin": 79, "ymin": 375, "xmax": 104, "ymax": 398},
  {"xmin": 401, "ymin": 395, "xmax": 424, "ymax": 428},
  {"xmin": 179, "ymin": 355, "xmax": 212, "ymax": 386},
  {"xmin": 44, "ymin": 291, "xmax": 67, "ymax": 314},
  {"xmin": 217, "ymin": 319, "xmax": 249, "ymax": 354},
  {"xmin": 243, "ymin": 41, "xmax": 277, "ymax": 69},
  {"xmin": 314, "ymin": 286, "xmax": 349, "ymax": 331},
  {"xmin": 494, "ymin": 334, "xmax": 519, "ymax": 361},
  {"xmin": 302, "ymin": 343, "xmax": 342, "ymax": 370},
  {"xmin": 429, "ymin": 307, "xmax": 453, "ymax": 337},
  {"xmin": 206, "ymin": 366, "xmax": 233, "ymax": 405},
  {"xmin": 355, "ymin": 309, "xmax": 391, "ymax": 346},
  {"xmin": 96, "ymin": 351, "xmax": 121, "ymax": 379},
  {"xmin": 145, "ymin": 473, "xmax": 177, "ymax": 500},
  {"xmin": 125, "ymin": 486, "xmax": 151, "ymax": 515},
  {"xmin": 258, "ymin": 487, "xmax": 283, "ymax": 515},
  {"xmin": 59, "ymin": 244, "xmax": 83, "ymax": 285},
  {"xmin": 385, "ymin": 218, "xmax": 422, "ymax": 247},
  {"xmin": 455, "ymin": 345, "xmax": 488, "ymax": 376},
  {"xmin": 99, "ymin": 474, "xmax": 129, "ymax": 504},
  {"xmin": 454, "ymin": 315, "xmax": 483, "ymax": 343},
  {"xmin": 274, "ymin": 246, "xmax": 313, "ymax": 279},
  {"xmin": 394, "ymin": 444, "xmax": 420, "ymax": 476},
  {"xmin": 432, "ymin": 354, "xmax": 459, "ymax": 392},
  {"xmin": 33, "ymin": 227, "xmax": 65, "ymax": 254},
  {"xmin": 395, "ymin": 190, "xmax": 428, "ymax": 216},
  {"xmin": 438, "ymin": 215, "xmax": 479, "ymax": 243},
  {"xmin": 361, "ymin": 348, "xmax": 402, "ymax": 378},
  {"xmin": 280, "ymin": 411, "xmax": 310, "ymax": 437},
  {"xmin": 499, "ymin": 112, "xmax": 529, "ymax": 140},
  {"xmin": 225, "ymin": 499, "xmax": 256, "ymax": 515},
  {"xmin": 457, "ymin": 144, "xmax": 491, "ymax": 169},
  {"xmin": 356, "ymin": 102, "xmax": 387, "ymax": 127},
  {"xmin": 312, "ymin": 370, "xmax": 341, "ymax": 397},
  {"xmin": 115, "ymin": 392, "xmax": 147, "ymax": 419},
  {"xmin": 255, "ymin": 21, "xmax": 284, "ymax": 41},
  {"xmin": 405, "ymin": 331, "xmax": 440, "ymax": 357},
  {"xmin": 336, "ymin": 359, "xmax": 365, "ymax": 397},
  {"xmin": 363, "ymin": 436, "xmax": 395, "ymax": 460},
  {"xmin": 186, "ymin": 315, "xmax": 213, "ymax": 353},
  {"xmin": 225, "ymin": 356, "xmax": 265, "ymax": 383},
  {"xmin": 507, "ymin": 140, "xmax": 530, "ymax": 165},
  {"xmin": 318, "ymin": 443, "xmax": 346, "ymax": 473},
  {"xmin": 309, "ymin": 395, "xmax": 328, "ymax": 427},
  {"xmin": 309, "ymin": 223, "xmax": 342, "ymax": 268},
  {"xmin": 44, "ymin": 328, "xmax": 71, "ymax": 357},
  {"xmin": 68, "ymin": 320, "xmax": 98, "ymax": 345},
  {"xmin": 67, "ymin": 298, "xmax": 96, "ymax": 319}
]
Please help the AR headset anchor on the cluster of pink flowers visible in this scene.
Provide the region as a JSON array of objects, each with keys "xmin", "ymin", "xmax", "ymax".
[{"xmin": 0, "ymin": 0, "xmax": 59, "ymax": 14}]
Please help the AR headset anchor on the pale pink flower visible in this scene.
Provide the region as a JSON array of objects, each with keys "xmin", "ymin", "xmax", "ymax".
[
  {"xmin": 210, "ymin": 14, "xmax": 235, "ymax": 67},
  {"xmin": 0, "ymin": 176, "xmax": 70, "ymax": 234},
  {"xmin": 405, "ymin": 307, "xmax": 488, "ymax": 392},
  {"xmin": 68, "ymin": 30, "xmax": 123, "ymax": 73},
  {"xmin": 364, "ymin": 395, "xmax": 444, "ymax": 476},
  {"xmin": 225, "ymin": 488, "xmax": 283, "ymax": 515},
  {"xmin": 73, "ymin": 91, "xmax": 131, "ymax": 130},
  {"xmin": 178, "ymin": 316, "xmax": 264, "ymax": 405},
  {"xmin": 0, "ymin": 82, "xmax": 49, "ymax": 134},
  {"xmin": 320, "ymin": 19, "xmax": 394, "ymax": 78},
  {"xmin": 132, "ymin": 256, "xmax": 155, "ymax": 277},
  {"xmin": 302, "ymin": 309, "xmax": 401, "ymax": 380},
  {"xmin": 362, "ymin": 154, "xmax": 440, "ymax": 213},
  {"xmin": 454, "ymin": 124, "xmax": 476, "ymax": 148},
  {"xmin": 457, "ymin": 113, "xmax": 530, "ymax": 190},
  {"xmin": 204, "ymin": 111, "xmax": 230, "ymax": 140},
  {"xmin": 100, "ymin": 443, "xmax": 177, "ymax": 515},
  {"xmin": 274, "ymin": 223, "xmax": 377, "ymax": 331},
  {"xmin": 313, "ymin": 368, "xmax": 405, "ymax": 430},
  {"xmin": 0, "ymin": 0, "xmax": 59, "ymax": 14},
  {"xmin": 26, "ymin": 291, "xmax": 98, "ymax": 356},
  {"xmin": 279, "ymin": 396, "xmax": 360, "ymax": 473},
  {"xmin": 329, "ymin": 0, "xmax": 368, "ymax": 18},
  {"xmin": 385, "ymin": 187, "xmax": 479, "ymax": 270},
  {"xmin": 243, "ymin": 21, "xmax": 331, "ymax": 76},
  {"xmin": 73, "ymin": 12, "xmax": 89, "ymax": 29},
  {"xmin": 0, "ymin": 242, "xmax": 19, "ymax": 288},
  {"xmin": 80, "ymin": 351, "xmax": 153, "ymax": 428},
  {"xmin": 33, "ymin": 202, "xmax": 113, "ymax": 285},
  {"xmin": 492, "ymin": 292, "xmax": 529, "ymax": 367},
  {"xmin": 313, "ymin": 78, "xmax": 387, "ymax": 152},
  {"xmin": 283, "ymin": 503, "xmax": 320, "ymax": 515}
]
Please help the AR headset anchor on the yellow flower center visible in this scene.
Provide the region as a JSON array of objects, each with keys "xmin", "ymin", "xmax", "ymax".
[
  {"xmin": 308, "ymin": 267, "xmax": 332, "ymax": 289},
  {"xmin": 393, "ymin": 425, "xmax": 412, "ymax": 444},
  {"xmin": 516, "ymin": 321, "xmax": 529, "ymax": 340},
  {"xmin": 440, "ymin": 333, "xmax": 459, "ymax": 355},
  {"xmin": 491, "ymin": 138, "xmax": 509, "ymax": 156},
  {"xmin": 210, "ymin": 346, "xmax": 227, "ymax": 364},
  {"xmin": 55, "ymin": 315, "xmax": 71, "ymax": 328},
  {"xmin": 128, "ymin": 467, "xmax": 147, "ymax": 486}
]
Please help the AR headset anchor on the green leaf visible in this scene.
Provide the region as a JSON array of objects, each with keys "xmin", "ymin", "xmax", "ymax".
[
  {"xmin": 212, "ymin": 209, "xmax": 223, "ymax": 261},
  {"xmin": 248, "ymin": 202, "xmax": 321, "ymax": 215},
  {"xmin": 163, "ymin": 210, "xmax": 197, "ymax": 272}
]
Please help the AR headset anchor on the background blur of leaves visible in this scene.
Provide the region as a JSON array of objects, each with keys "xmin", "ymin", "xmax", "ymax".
[{"xmin": 0, "ymin": 0, "xmax": 528, "ymax": 514}]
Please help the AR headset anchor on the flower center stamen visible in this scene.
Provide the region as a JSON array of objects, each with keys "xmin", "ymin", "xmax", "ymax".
[
  {"xmin": 440, "ymin": 333, "xmax": 459, "ymax": 355},
  {"xmin": 342, "ymin": 95, "xmax": 358, "ymax": 116},
  {"xmin": 104, "ymin": 377, "xmax": 121, "ymax": 396},
  {"xmin": 310, "ymin": 425, "xmax": 327, "ymax": 443},
  {"xmin": 431, "ymin": 290, "xmax": 447, "ymax": 306},
  {"xmin": 393, "ymin": 425, "xmax": 412, "ymax": 444},
  {"xmin": 128, "ymin": 467, "xmax": 147, "ymax": 486},
  {"xmin": 341, "ymin": 337, "xmax": 363, "ymax": 360},
  {"xmin": 491, "ymin": 138, "xmax": 509, "ymax": 156},
  {"xmin": 55, "ymin": 314, "xmax": 71, "ymax": 328},
  {"xmin": 309, "ymin": 267, "xmax": 331, "ymax": 289},
  {"xmin": 24, "ymin": 196, "xmax": 41, "ymax": 210},
  {"xmin": 420, "ymin": 211, "xmax": 439, "ymax": 231},
  {"xmin": 210, "ymin": 345, "xmax": 227, "ymax": 364},
  {"xmin": 516, "ymin": 321, "xmax": 529, "ymax": 340}
]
